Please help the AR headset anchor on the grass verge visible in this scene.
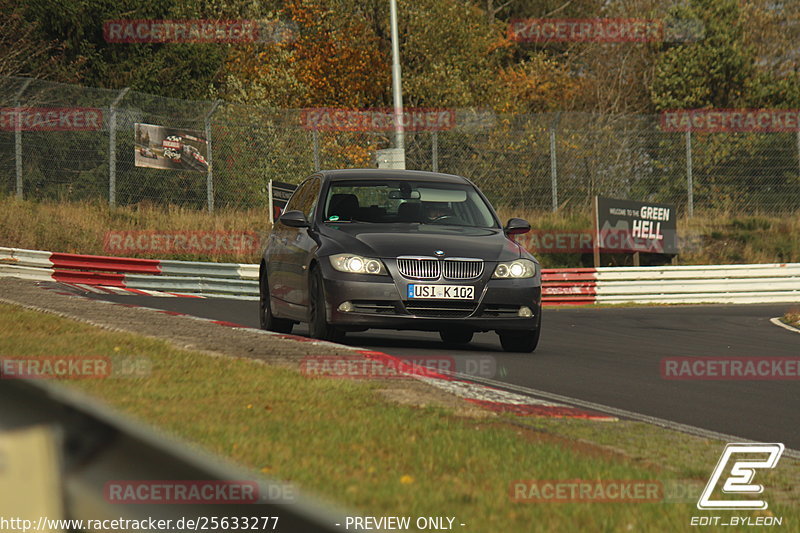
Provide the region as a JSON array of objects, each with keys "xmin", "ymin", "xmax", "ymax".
[
  {"xmin": 781, "ymin": 309, "xmax": 800, "ymax": 328},
  {"xmin": 0, "ymin": 302, "xmax": 797, "ymax": 531}
]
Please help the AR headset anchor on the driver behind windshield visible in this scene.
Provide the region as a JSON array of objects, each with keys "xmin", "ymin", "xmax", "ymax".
[{"xmin": 423, "ymin": 202, "xmax": 453, "ymax": 222}]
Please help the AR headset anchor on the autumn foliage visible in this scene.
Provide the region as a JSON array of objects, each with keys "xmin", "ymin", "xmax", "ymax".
[{"xmin": 226, "ymin": 0, "xmax": 388, "ymax": 108}]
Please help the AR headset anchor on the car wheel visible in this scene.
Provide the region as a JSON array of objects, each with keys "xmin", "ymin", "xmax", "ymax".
[
  {"xmin": 259, "ymin": 268, "xmax": 293, "ymax": 334},
  {"xmin": 439, "ymin": 328, "xmax": 474, "ymax": 345},
  {"xmin": 309, "ymin": 265, "xmax": 345, "ymax": 342},
  {"xmin": 498, "ymin": 312, "xmax": 541, "ymax": 353}
]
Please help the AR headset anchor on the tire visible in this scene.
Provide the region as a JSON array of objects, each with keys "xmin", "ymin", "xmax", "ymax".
[
  {"xmin": 259, "ymin": 268, "xmax": 294, "ymax": 334},
  {"xmin": 308, "ymin": 265, "xmax": 345, "ymax": 342},
  {"xmin": 439, "ymin": 328, "xmax": 474, "ymax": 345},
  {"xmin": 498, "ymin": 311, "xmax": 541, "ymax": 353}
]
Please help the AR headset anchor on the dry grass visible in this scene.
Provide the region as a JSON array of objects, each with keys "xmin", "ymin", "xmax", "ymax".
[
  {"xmin": 1, "ymin": 196, "xmax": 798, "ymax": 267},
  {"xmin": 0, "ymin": 197, "xmax": 270, "ymax": 263},
  {"xmin": 783, "ymin": 308, "xmax": 800, "ymax": 327}
]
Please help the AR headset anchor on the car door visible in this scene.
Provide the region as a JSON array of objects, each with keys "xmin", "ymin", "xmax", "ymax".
[
  {"xmin": 268, "ymin": 177, "xmax": 312, "ymax": 307},
  {"xmin": 276, "ymin": 176, "xmax": 321, "ymax": 308}
]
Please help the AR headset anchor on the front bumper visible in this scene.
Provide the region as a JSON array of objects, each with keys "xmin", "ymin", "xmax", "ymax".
[{"xmin": 318, "ymin": 259, "xmax": 541, "ymax": 332}]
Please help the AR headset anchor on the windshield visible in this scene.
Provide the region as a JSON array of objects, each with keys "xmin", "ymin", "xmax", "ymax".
[{"xmin": 323, "ymin": 180, "xmax": 499, "ymax": 229}]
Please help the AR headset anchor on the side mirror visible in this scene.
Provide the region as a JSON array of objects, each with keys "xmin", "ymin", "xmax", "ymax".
[
  {"xmin": 504, "ymin": 217, "xmax": 530, "ymax": 235},
  {"xmin": 279, "ymin": 210, "xmax": 309, "ymax": 228}
]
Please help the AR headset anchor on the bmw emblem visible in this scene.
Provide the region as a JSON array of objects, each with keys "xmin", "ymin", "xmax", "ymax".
[{"xmin": 434, "ymin": 250, "xmax": 445, "ymax": 257}]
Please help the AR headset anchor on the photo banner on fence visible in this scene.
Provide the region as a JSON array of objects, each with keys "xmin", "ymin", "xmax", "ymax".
[{"xmin": 134, "ymin": 123, "xmax": 208, "ymax": 172}]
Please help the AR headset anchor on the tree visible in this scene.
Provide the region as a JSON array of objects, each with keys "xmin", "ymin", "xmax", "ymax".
[
  {"xmin": 0, "ymin": 0, "xmax": 75, "ymax": 79},
  {"xmin": 649, "ymin": 0, "xmax": 753, "ymax": 110},
  {"xmin": 740, "ymin": 0, "xmax": 800, "ymax": 107},
  {"xmin": 223, "ymin": 0, "xmax": 388, "ymax": 108},
  {"xmin": 19, "ymin": 0, "xmax": 247, "ymax": 99}
]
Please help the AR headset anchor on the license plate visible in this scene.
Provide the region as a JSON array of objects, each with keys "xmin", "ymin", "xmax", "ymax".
[{"xmin": 407, "ymin": 284, "xmax": 474, "ymax": 300}]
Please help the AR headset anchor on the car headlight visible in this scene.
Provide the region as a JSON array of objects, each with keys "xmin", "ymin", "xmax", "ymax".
[
  {"xmin": 492, "ymin": 259, "xmax": 536, "ymax": 279},
  {"xmin": 329, "ymin": 254, "xmax": 386, "ymax": 275}
]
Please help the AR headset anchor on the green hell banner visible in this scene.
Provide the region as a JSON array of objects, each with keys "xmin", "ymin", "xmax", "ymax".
[{"xmin": 595, "ymin": 197, "xmax": 678, "ymax": 255}]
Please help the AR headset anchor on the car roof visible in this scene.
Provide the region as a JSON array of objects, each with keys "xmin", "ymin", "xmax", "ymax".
[{"xmin": 319, "ymin": 169, "xmax": 470, "ymax": 184}]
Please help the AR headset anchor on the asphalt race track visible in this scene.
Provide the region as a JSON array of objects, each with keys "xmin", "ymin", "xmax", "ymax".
[{"xmin": 79, "ymin": 292, "xmax": 799, "ymax": 449}]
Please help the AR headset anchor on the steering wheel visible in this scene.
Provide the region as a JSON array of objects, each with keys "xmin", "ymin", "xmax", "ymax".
[{"xmin": 429, "ymin": 215, "xmax": 455, "ymax": 223}]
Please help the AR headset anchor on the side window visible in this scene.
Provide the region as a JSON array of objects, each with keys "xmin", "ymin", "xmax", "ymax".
[
  {"xmin": 301, "ymin": 178, "xmax": 321, "ymax": 220},
  {"xmin": 284, "ymin": 180, "xmax": 310, "ymax": 213}
]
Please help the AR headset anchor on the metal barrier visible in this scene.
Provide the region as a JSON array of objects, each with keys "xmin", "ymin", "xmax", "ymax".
[
  {"xmin": 541, "ymin": 268, "xmax": 597, "ymax": 305},
  {"xmin": 0, "ymin": 379, "xmax": 349, "ymax": 531},
  {"xmin": 2, "ymin": 247, "xmax": 799, "ymax": 305},
  {"xmin": 595, "ymin": 263, "xmax": 800, "ymax": 304}
]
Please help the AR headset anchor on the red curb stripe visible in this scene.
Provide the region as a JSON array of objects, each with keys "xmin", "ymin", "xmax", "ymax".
[
  {"xmin": 210, "ymin": 320, "xmax": 247, "ymax": 328},
  {"xmin": 466, "ymin": 399, "xmax": 613, "ymax": 420},
  {"xmin": 355, "ymin": 349, "xmax": 455, "ymax": 381}
]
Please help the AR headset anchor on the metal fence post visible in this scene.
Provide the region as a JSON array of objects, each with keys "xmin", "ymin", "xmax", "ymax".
[
  {"xmin": 312, "ymin": 130, "xmax": 320, "ymax": 171},
  {"xmin": 13, "ymin": 79, "xmax": 32, "ymax": 200},
  {"xmin": 108, "ymin": 87, "xmax": 130, "ymax": 207},
  {"xmin": 205, "ymin": 100, "xmax": 221, "ymax": 213},
  {"xmin": 685, "ymin": 129, "xmax": 694, "ymax": 217},
  {"xmin": 431, "ymin": 131, "xmax": 438, "ymax": 172},
  {"xmin": 549, "ymin": 116, "xmax": 559, "ymax": 212},
  {"xmin": 796, "ymin": 130, "xmax": 800, "ymax": 179}
]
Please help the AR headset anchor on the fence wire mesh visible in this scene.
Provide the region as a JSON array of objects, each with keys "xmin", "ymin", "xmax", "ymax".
[{"xmin": 1, "ymin": 76, "xmax": 798, "ymax": 214}]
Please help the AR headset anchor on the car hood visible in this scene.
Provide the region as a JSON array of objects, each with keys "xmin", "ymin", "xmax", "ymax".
[{"xmin": 318, "ymin": 223, "xmax": 524, "ymax": 262}]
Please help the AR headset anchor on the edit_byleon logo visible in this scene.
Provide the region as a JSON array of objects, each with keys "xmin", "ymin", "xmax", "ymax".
[{"xmin": 697, "ymin": 443, "xmax": 784, "ymax": 510}]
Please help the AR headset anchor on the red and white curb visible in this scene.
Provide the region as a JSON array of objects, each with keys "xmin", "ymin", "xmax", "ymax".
[
  {"xmin": 415, "ymin": 377, "xmax": 614, "ymax": 419},
  {"xmin": 35, "ymin": 282, "xmax": 615, "ymax": 421},
  {"xmin": 56, "ymin": 282, "xmax": 205, "ymax": 298}
]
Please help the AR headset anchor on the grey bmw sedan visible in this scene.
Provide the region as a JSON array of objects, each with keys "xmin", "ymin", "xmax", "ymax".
[{"xmin": 259, "ymin": 169, "xmax": 542, "ymax": 352}]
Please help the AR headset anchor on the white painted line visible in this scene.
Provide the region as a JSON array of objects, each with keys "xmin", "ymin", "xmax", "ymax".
[
  {"xmin": 447, "ymin": 372, "xmax": 800, "ymax": 460},
  {"xmin": 417, "ymin": 376, "xmax": 563, "ymax": 406},
  {"xmin": 143, "ymin": 289, "xmax": 177, "ymax": 297},
  {"xmin": 97, "ymin": 286, "xmax": 128, "ymax": 295},
  {"xmin": 770, "ymin": 317, "xmax": 800, "ymax": 334},
  {"xmin": 76, "ymin": 284, "xmax": 106, "ymax": 294}
]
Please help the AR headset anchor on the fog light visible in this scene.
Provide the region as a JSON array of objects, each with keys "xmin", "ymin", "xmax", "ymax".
[
  {"xmin": 338, "ymin": 301, "xmax": 354, "ymax": 312},
  {"xmin": 518, "ymin": 306, "xmax": 533, "ymax": 318}
]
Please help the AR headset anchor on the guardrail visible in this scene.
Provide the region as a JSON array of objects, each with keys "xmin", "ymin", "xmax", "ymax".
[
  {"xmin": 0, "ymin": 378, "xmax": 348, "ymax": 530},
  {"xmin": 2, "ymin": 247, "xmax": 799, "ymax": 305},
  {"xmin": 595, "ymin": 263, "xmax": 800, "ymax": 304},
  {"xmin": 0, "ymin": 247, "xmax": 259, "ymax": 298}
]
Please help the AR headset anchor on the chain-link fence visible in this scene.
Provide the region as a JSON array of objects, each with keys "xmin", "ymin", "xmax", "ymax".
[{"xmin": 1, "ymin": 76, "xmax": 799, "ymax": 215}]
